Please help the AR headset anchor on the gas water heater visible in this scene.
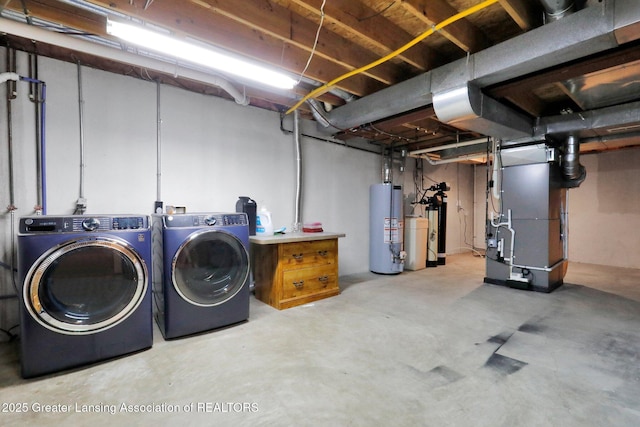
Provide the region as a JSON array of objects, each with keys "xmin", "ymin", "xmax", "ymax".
[{"xmin": 370, "ymin": 183, "xmax": 405, "ymax": 274}]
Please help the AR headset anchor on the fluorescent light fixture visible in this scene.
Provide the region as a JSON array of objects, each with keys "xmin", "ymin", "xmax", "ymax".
[{"xmin": 106, "ymin": 19, "xmax": 297, "ymax": 90}]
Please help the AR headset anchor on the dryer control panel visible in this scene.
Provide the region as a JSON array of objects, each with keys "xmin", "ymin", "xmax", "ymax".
[
  {"xmin": 20, "ymin": 215, "xmax": 149, "ymax": 233},
  {"xmin": 163, "ymin": 213, "xmax": 248, "ymax": 228}
]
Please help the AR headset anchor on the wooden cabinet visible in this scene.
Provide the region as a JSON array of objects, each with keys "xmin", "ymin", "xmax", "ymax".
[{"xmin": 250, "ymin": 233, "xmax": 345, "ymax": 310}]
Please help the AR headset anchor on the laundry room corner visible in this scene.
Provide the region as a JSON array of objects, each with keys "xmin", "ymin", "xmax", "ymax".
[{"xmin": 0, "ymin": 47, "xmax": 382, "ymax": 341}]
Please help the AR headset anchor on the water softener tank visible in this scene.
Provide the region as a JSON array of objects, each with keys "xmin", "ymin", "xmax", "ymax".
[
  {"xmin": 404, "ymin": 217, "xmax": 428, "ymax": 271},
  {"xmin": 370, "ymin": 183, "xmax": 404, "ymax": 274},
  {"xmin": 426, "ymin": 206, "xmax": 439, "ymax": 268}
]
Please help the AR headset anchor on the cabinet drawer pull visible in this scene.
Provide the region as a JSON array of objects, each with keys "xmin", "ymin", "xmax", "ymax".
[
  {"xmin": 293, "ymin": 280, "xmax": 304, "ymax": 289},
  {"xmin": 318, "ymin": 275, "xmax": 329, "ymax": 283},
  {"xmin": 292, "ymin": 253, "xmax": 303, "ymax": 261},
  {"xmin": 317, "ymin": 250, "xmax": 328, "ymax": 257}
]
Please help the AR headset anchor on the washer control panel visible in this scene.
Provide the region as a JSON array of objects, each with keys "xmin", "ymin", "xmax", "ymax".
[{"xmin": 20, "ymin": 215, "xmax": 149, "ymax": 233}]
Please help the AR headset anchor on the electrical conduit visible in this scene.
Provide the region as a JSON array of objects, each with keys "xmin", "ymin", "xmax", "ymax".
[
  {"xmin": 293, "ymin": 109, "xmax": 302, "ymax": 232},
  {"xmin": 4, "ymin": 71, "xmax": 18, "ymax": 212},
  {"xmin": 156, "ymin": 80, "xmax": 163, "ymax": 212},
  {"xmin": 12, "ymin": 74, "xmax": 48, "ymax": 214},
  {"xmin": 75, "ymin": 61, "xmax": 86, "ymax": 214},
  {"xmin": 29, "ymin": 54, "xmax": 44, "ymax": 214},
  {"xmin": 492, "ymin": 138, "xmax": 501, "ymax": 200}
]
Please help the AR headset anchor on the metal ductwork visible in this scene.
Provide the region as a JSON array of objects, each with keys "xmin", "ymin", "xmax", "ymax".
[
  {"xmin": 320, "ymin": 72, "xmax": 433, "ymax": 133},
  {"xmin": 307, "ymin": 98, "xmax": 335, "ymax": 129},
  {"xmin": 562, "ymin": 135, "xmax": 586, "ymax": 187},
  {"xmin": 539, "ymin": 0, "xmax": 576, "ymax": 23},
  {"xmin": 323, "ymin": 0, "xmax": 640, "ymax": 140},
  {"xmin": 535, "ymin": 100, "xmax": 640, "ymax": 138},
  {"xmin": 432, "ymin": 83, "xmax": 533, "ymax": 139}
]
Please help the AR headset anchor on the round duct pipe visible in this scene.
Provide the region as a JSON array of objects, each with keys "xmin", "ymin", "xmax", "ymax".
[
  {"xmin": 562, "ymin": 135, "xmax": 586, "ymax": 187},
  {"xmin": 539, "ymin": 0, "xmax": 576, "ymax": 22}
]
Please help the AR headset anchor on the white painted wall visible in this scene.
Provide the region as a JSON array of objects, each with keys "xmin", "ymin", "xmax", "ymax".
[
  {"xmin": 568, "ymin": 150, "xmax": 640, "ymax": 268},
  {"xmin": 402, "ymin": 157, "xmax": 476, "ymax": 258},
  {"xmin": 299, "ymin": 133, "xmax": 380, "ymax": 274}
]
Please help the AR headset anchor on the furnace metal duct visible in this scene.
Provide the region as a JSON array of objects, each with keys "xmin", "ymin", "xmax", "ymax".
[
  {"xmin": 322, "ymin": 0, "xmax": 640, "ymax": 140},
  {"xmin": 563, "ymin": 135, "xmax": 581, "ymax": 179},
  {"xmin": 307, "ymin": 98, "xmax": 338, "ymax": 131},
  {"xmin": 432, "ymin": 83, "xmax": 533, "ymax": 139},
  {"xmin": 539, "ymin": 0, "xmax": 576, "ymax": 22},
  {"xmin": 562, "ymin": 135, "xmax": 586, "ymax": 187}
]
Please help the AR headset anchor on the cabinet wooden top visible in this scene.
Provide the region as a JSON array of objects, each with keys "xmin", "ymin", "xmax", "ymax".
[{"xmin": 249, "ymin": 232, "xmax": 346, "ymax": 245}]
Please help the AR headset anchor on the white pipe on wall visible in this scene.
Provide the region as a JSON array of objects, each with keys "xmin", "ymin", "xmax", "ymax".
[
  {"xmin": 422, "ymin": 153, "xmax": 486, "ymax": 165},
  {"xmin": 74, "ymin": 61, "xmax": 87, "ymax": 214},
  {"xmin": 409, "ymin": 138, "xmax": 488, "ymax": 156},
  {"xmin": 492, "ymin": 138, "xmax": 501, "ymax": 200},
  {"xmin": 156, "ymin": 80, "xmax": 163, "ymax": 210},
  {"xmin": 0, "ymin": 72, "xmax": 20, "ymax": 84},
  {"xmin": 293, "ymin": 109, "xmax": 302, "ymax": 232},
  {"xmin": 0, "ymin": 18, "xmax": 250, "ymax": 106}
]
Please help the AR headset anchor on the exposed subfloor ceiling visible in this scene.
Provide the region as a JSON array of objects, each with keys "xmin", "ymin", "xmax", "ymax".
[{"xmin": 2, "ymin": 0, "xmax": 640, "ymax": 158}]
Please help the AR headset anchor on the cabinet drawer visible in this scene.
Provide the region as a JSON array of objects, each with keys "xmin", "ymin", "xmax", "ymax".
[
  {"xmin": 281, "ymin": 264, "xmax": 338, "ymax": 300},
  {"xmin": 281, "ymin": 240, "xmax": 336, "ymax": 269}
]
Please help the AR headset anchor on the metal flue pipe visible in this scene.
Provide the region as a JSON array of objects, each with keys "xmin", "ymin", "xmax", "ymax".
[
  {"xmin": 539, "ymin": 0, "xmax": 575, "ymax": 23},
  {"xmin": 563, "ymin": 135, "xmax": 581, "ymax": 179},
  {"xmin": 562, "ymin": 134, "xmax": 586, "ymax": 187}
]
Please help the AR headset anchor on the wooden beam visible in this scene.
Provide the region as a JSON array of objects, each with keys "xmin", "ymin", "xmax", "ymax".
[
  {"xmin": 190, "ymin": 0, "xmax": 407, "ymax": 85},
  {"xmin": 499, "ymin": 0, "xmax": 542, "ymax": 31},
  {"xmin": 4, "ymin": 0, "xmax": 106, "ymax": 35},
  {"xmin": 504, "ymin": 92, "xmax": 547, "ymax": 117},
  {"xmin": 399, "ymin": 0, "xmax": 491, "ymax": 53},
  {"xmin": 370, "ymin": 107, "xmax": 436, "ymax": 129},
  {"xmin": 281, "ymin": 0, "xmax": 438, "ymax": 71},
  {"xmin": 85, "ymin": 0, "xmax": 384, "ymax": 96}
]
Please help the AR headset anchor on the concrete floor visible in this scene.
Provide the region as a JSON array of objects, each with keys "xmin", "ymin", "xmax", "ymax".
[{"xmin": 1, "ymin": 253, "xmax": 639, "ymax": 426}]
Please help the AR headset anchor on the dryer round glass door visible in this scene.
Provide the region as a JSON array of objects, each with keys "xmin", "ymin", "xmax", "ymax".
[
  {"xmin": 24, "ymin": 237, "xmax": 148, "ymax": 335},
  {"xmin": 172, "ymin": 230, "xmax": 249, "ymax": 306}
]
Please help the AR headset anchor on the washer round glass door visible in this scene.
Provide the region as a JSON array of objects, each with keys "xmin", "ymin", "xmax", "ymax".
[
  {"xmin": 24, "ymin": 237, "xmax": 147, "ymax": 335},
  {"xmin": 172, "ymin": 230, "xmax": 249, "ymax": 306}
]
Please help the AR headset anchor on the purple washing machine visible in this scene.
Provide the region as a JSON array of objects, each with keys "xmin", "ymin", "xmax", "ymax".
[{"xmin": 17, "ymin": 215, "xmax": 153, "ymax": 378}]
